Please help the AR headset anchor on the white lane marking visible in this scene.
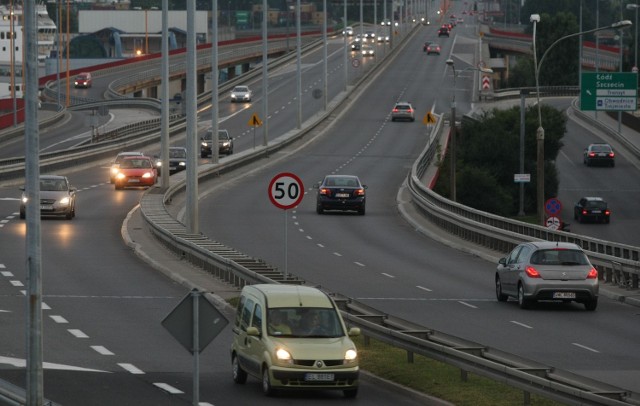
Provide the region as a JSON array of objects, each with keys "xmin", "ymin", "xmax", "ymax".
[
  {"xmin": 1, "ymin": 272, "xmax": 13, "ymax": 277},
  {"xmin": 354, "ymin": 262, "xmax": 365, "ymax": 267},
  {"xmin": 0, "ymin": 264, "xmax": 5, "ymax": 268},
  {"xmin": 0, "ymin": 356, "xmax": 107, "ymax": 372},
  {"xmin": 306, "ymin": 235, "xmax": 312, "ymax": 240},
  {"xmin": 10, "ymin": 280, "xmax": 23, "ymax": 287},
  {"xmin": 317, "ymin": 243, "xmax": 324, "ymax": 248},
  {"xmin": 458, "ymin": 301, "xmax": 477, "ymax": 309},
  {"xmin": 91, "ymin": 346, "xmax": 115, "ymax": 356},
  {"xmin": 68, "ymin": 329, "xmax": 89, "ymax": 338},
  {"xmin": 153, "ymin": 383, "xmax": 184, "ymax": 394},
  {"xmin": 510, "ymin": 321, "xmax": 533, "ymax": 329},
  {"xmin": 0, "ymin": 198, "xmax": 20, "ymax": 201},
  {"xmin": 298, "ymin": 228, "xmax": 304, "ymax": 232},
  {"xmin": 118, "ymin": 363, "xmax": 145, "ymax": 374},
  {"xmin": 381, "ymin": 273, "xmax": 395, "ymax": 278},
  {"xmin": 0, "ymin": 220, "xmax": 8, "ymax": 223},
  {"xmin": 42, "ymin": 302, "xmax": 50, "ymax": 310},
  {"xmin": 49, "ymin": 315, "xmax": 68, "ymax": 323},
  {"xmin": 572, "ymin": 343, "xmax": 600, "ymax": 353},
  {"xmin": 416, "ymin": 286, "xmax": 432, "ymax": 292},
  {"xmin": 333, "ymin": 252, "xmax": 342, "ymax": 257}
]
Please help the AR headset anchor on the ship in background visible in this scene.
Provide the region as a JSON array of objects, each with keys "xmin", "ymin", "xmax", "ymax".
[{"xmin": 0, "ymin": 2, "xmax": 57, "ymax": 98}]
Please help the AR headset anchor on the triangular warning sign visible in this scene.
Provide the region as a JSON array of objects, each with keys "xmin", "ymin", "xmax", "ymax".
[{"xmin": 249, "ymin": 113, "xmax": 262, "ymax": 127}]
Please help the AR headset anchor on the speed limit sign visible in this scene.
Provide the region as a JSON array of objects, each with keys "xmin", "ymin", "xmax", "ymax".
[{"xmin": 268, "ymin": 172, "xmax": 304, "ymax": 210}]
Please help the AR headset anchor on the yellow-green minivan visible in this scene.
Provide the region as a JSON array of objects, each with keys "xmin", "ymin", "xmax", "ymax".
[{"xmin": 230, "ymin": 284, "xmax": 360, "ymax": 397}]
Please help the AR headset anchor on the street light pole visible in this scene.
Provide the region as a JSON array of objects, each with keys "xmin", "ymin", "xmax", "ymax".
[
  {"xmin": 627, "ymin": 3, "xmax": 639, "ymax": 70},
  {"xmin": 445, "ymin": 59, "xmax": 493, "ymax": 203},
  {"xmin": 530, "ymin": 14, "xmax": 632, "ymax": 225}
]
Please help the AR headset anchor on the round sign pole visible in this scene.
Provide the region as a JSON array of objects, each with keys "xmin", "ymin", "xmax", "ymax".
[{"xmin": 268, "ymin": 173, "xmax": 304, "ymax": 280}]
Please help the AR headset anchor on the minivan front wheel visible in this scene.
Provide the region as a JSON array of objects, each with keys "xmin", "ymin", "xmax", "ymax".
[
  {"xmin": 262, "ymin": 367, "xmax": 275, "ymax": 396},
  {"xmin": 232, "ymin": 355, "xmax": 247, "ymax": 384}
]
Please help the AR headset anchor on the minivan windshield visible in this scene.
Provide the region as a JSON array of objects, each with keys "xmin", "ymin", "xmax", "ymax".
[{"xmin": 267, "ymin": 307, "xmax": 344, "ymax": 338}]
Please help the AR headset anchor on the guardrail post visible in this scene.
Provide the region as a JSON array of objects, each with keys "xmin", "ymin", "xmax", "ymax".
[
  {"xmin": 460, "ymin": 369, "xmax": 467, "ymax": 382},
  {"xmin": 407, "ymin": 351, "xmax": 414, "ymax": 364},
  {"xmin": 523, "ymin": 391, "xmax": 531, "ymax": 405}
]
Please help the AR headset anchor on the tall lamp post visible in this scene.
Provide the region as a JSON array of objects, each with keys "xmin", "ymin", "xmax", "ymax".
[
  {"xmin": 530, "ymin": 14, "xmax": 632, "ymax": 225},
  {"xmin": 627, "ymin": 3, "xmax": 639, "ymax": 71},
  {"xmin": 445, "ymin": 59, "xmax": 493, "ymax": 202}
]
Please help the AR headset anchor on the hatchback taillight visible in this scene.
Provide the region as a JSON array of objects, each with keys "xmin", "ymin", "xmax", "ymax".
[
  {"xmin": 525, "ymin": 266, "xmax": 541, "ymax": 278},
  {"xmin": 588, "ymin": 152, "xmax": 596, "ymax": 157},
  {"xmin": 587, "ymin": 268, "xmax": 598, "ymax": 279},
  {"xmin": 605, "ymin": 209, "xmax": 611, "ymax": 216},
  {"xmin": 354, "ymin": 188, "xmax": 365, "ymax": 196},
  {"xmin": 608, "ymin": 152, "xmax": 615, "ymax": 158}
]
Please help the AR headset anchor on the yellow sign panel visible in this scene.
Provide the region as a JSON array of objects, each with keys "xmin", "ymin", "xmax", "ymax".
[
  {"xmin": 423, "ymin": 112, "xmax": 437, "ymax": 125},
  {"xmin": 249, "ymin": 113, "xmax": 262, "ymax": 127}
]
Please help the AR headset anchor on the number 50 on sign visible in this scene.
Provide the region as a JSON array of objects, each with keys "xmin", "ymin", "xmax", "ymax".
[{"xmin": 268, "ymin": 172, "xmax": 304, "ymax": 210}]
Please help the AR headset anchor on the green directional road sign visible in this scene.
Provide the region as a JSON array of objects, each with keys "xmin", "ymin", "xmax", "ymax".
[{"xmin": 581, "ymin": 72, "xmax": 637, "ymax": 111}]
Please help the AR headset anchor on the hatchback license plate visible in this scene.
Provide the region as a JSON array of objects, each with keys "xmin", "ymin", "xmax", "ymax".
[
  {"xmin": 591, "ymin": 210, "xmax": 601, "ymax": 214},
  {"xmin": 128, "ymin": 179, "xmax": 140, "ymax": 183},
  {"xmin": 335, "ymin": 193, "xmax": 349, "ymax": 198},
  {"xmin": 553, "ymin": 292, "xmax": 576, "ymax": 299},
  {"xmin": 40, "ymin": 205, "xmax": 53, "ymax": 211},
  {"xmin": 305, "ymin": 373, "xmax": 334, "ymax": 382}
]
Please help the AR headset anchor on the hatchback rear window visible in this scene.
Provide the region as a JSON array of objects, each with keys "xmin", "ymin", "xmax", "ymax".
[{"xmin": 530, "ymin": 249, "xmax": 590, "ymax": 265}]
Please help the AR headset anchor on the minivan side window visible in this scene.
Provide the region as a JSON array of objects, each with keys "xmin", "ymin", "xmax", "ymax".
[
  {"xmin": 240, "ymin": 298, "xmax": 255, "ymax": 332},
  {"xmin": 251, "ymin": 304, "xmax": 263, "ymax": 335},
  {"xmin": 234, "ymin": 295, "xmax": 246, "ymax": 328}
]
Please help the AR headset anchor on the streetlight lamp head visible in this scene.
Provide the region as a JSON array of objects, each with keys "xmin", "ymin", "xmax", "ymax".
[
  {"xmin": 530, "ymin": 14, "xmax": 541, "ymax": 23},
  {"xmin": 627, "ymin": 4, "xmax": 640, "ymax": 10},
  {"xmin": 611, "ymin": 20, "xmax": 633, "ymax": 29}
]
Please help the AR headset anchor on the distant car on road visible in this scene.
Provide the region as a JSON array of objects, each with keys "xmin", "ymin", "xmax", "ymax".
[
  {"xmin": 230, "ymin": 85, "xmax": 252, "ymax": 102},
  {"xmin": 574, "ymin": 196, "xmax": 610, "ymax": 224},
  {"xmin": 583, "ymin": 143, "xmax": 615, "ymax": 167},
  {"xmin": 343, "ymin": 26, "xmax": 354, "ymax": 36},
  {"xmin": 315, "ymin": 175, "xmax": 367, "ymax": 215},
  {"xmin": 74, "ymin": 72, "xmax": 92, "ymax": 88},
  {"xmin": 495, "ymin": 241, "xmax": 599, "ymax": 310},
  {"xmin": 114, "ymin": 156, "xmax": 158, "ymax": 190},
  {"xmin": 201, "ymin": 128, "xmax": 233, "ymax": 158},
  {"xmin": 154, "ymin": 146, "xmax": 187, "ymax": 176},
  {"xmin": 391, "ymin": 102, "xmax": 415, "ymax": 122},
  {"xmin": 438, "ymin": 27, "xmax": 450, "ymax": 37},
  {"xmin": 19, "ymin": 175, "xmax": 76, "ymax": 220},
  {"xmin": 109, "ymin": 151, "xmax": 145, "ymax": 183},
  {"xmin": 361, "ymin": 45, "xmax": 375, "ymax": 56},
  {"xmin": 350, "ymin": 41, "xmax": 361, "ymax": 51},
  {"xmin": 426, "ymin": 43, "xmax": 441, "ymax": 55}
]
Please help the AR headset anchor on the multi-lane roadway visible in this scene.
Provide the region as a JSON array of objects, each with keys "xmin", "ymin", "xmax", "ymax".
[{"xmin": 1, "ymin": 8, "xmax": 640, "ymax": 406}]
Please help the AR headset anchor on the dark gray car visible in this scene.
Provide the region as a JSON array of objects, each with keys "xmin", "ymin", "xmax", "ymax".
[{"xmin": 495, "ymin": 241, "xmax": 599, "ymax": 310}]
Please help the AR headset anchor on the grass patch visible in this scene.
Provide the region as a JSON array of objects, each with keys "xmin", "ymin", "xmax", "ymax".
[{"xmin": 354, "ymin": 335, "xmax": 563, "ymax": 406}]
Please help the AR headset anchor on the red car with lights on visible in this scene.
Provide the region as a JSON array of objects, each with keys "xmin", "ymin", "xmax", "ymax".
[
  {"xmin": 114, "ymin": 156, "xmax": 158, "ymax": 190},
  {"xmin": 74, "ymin": 72, "xmax": 92, "ymax": 88}
]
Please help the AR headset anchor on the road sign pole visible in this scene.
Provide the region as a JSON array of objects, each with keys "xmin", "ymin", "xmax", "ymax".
[{"xmin": 284, "ymin": 210, "xmax": 288, "ymax": 280}]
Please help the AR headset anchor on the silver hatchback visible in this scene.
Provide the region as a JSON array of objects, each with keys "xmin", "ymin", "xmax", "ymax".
[
  {"xmin": 495, "ymin": 241, "xmax": 599, "ymax": 310},
  {"xmin": 391, "ymin": 102, "xmax": 415, "ymax": 122}
]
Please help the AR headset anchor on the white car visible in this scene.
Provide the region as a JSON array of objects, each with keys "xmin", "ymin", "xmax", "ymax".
[
  {"xmin": 230, "ymin": 85, "xmax": 252, "ymax": 103},
  {"xmin": 361, "ymin": 45, "xmax": 375, "ymax": 57},
  {"xmin": 343, "ymin": 26, "xmax": 354, "ymax": 36}
]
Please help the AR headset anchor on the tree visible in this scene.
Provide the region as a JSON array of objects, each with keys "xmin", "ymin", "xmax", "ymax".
[{"xmin": 434, "ymin": 104, "xmax": 566, "ymax": 216}]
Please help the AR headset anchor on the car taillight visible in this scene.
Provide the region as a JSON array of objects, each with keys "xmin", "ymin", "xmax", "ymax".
[
  {"xmin": 605, "ymin": 209, "xmax": 611, "ymax": 216},
  {"xmin": 582, "ymin": 209, "xmax": 588, "ymax": 215},
  {"xmin": 408, "ymin": 109, "xmax": 414, "ymax": 113},
  {"xmin": 354, "ymin": 188, "xmax": 365, "ymax": 196},
  {"xmin": 589, "ymin": 152, "xmax": 596, "ymax": 157},
  {"xmin": 319, "ymin": 188, "xmax": 331, "ymax": 196},
  {"xmin": 609, "ymin": 152, "xmax": 615, "ymax": 158},
  {"xmin": 586, "ymin": 268, "xmax": 598, "ymax": 279},
  {"xmin": 392, "ymin": 109, "xmax": 399, "ymax": 113},
  {"xmin": 525, "ymin": 266, "xmax": 541, "ymax": 278}
]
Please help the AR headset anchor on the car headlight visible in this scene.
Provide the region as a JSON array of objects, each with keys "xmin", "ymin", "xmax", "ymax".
[
  {"xmin": 222, "ymin": 141, "xmax": 230, "ymax": 147},
  {"xmin": 344, "ymin": 349, "xmax": 357, "ymax": 363},
  {"xmin": 22, "ymin": 196, "xmax": 28, "ymax": 204},
  {"xmin": 59, "ymin": 197, "xmax": 70, "ymax": 206},
  {"xmin": 275, "ymin": 348, "xmax": 293, "ymax": 364},
  {"xmin": 116, "ymin": 173, "xmax": 126, "ymax": 180},
  {"xmin": 179, "ymin": 162, "xmax": 186, "ymax": 167},
  {"xmin": 142, "ymin": 172, "xmax": 154, "ymax": 178},
  {"xmin": 201, "ymin": 142, "xmax": 209, "ymax": 147},
  {"xmin": 231, "ymin": 93, "xmax": 236, "ymax": 98},
  {"xmin": 111, "ymin": 166, "xmax": 120, "ymax": 175},
  {"xmin": 156, "ymin": 162, "xmax": 162, "ymax": 167}
]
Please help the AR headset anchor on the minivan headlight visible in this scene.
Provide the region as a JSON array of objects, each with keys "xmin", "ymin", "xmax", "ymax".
[
  {"xmin": 344, "ymin": 349, "xmax": 357, "ymax": 363},
  {"xmin": 275, "ymin": 348, "xmax": 292, "ymax": 364}
]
